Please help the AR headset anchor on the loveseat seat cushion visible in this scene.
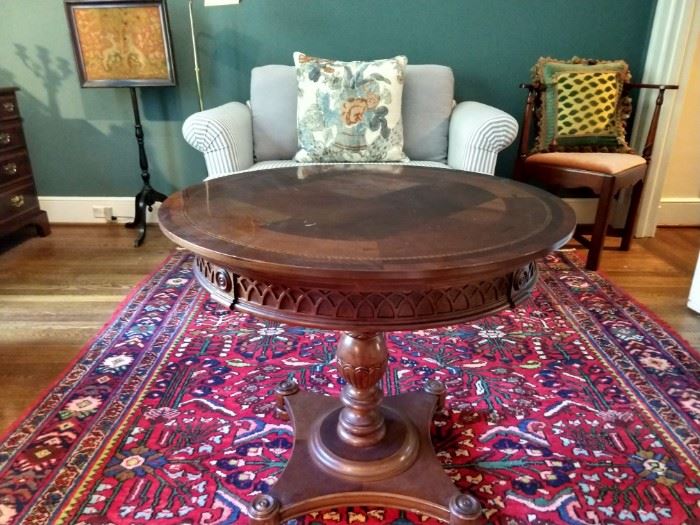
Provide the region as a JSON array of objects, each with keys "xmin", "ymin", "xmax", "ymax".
[
  {"xmin": 239, "ymin": 159, "xmax": 450, "ymax": 175},
  {"xmin": 250, "ymin": 64, "xmax": 454, "ymax": 164}
]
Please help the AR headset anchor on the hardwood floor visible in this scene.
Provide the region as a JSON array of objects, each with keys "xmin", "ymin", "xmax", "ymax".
[
  {"xmin": 0, "ymin": 224, "xmax": 698, "ymax": 434},
  {"xmin": 599, "ymin": 227, "xmax": 700, "ymax": 351},
  {"xmin": 0, "ymin": 224, "xmax": 172, "ymax": 435}
]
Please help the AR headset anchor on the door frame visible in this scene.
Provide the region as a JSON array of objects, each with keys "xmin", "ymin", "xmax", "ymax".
[{"xmin": 633, "ymin": 0, "xmax": 698, "ymax": 236}]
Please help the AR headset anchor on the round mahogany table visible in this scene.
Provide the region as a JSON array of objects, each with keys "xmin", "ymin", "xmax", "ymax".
[{"xmin": 159, "ymin": 164, "xmax": 576, "ymax": 525}]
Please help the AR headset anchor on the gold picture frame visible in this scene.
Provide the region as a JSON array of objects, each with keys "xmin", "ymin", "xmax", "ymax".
[{"xmin": 64, "ymin": 0, "xmax": 176, "ymax": 87}]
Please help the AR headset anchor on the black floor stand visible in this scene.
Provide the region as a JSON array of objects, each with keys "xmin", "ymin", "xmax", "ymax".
[{"xmin": 125, "ymin": 87, "xmax": 166, "ymax": 247}]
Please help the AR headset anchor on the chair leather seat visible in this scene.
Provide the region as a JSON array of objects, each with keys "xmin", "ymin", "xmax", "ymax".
[{"xmin": 525, "ymin": 152, "xmax": 646, "ymax": 175}]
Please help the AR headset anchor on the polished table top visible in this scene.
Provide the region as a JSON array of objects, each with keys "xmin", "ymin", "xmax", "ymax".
[{"xmin": 158, "ymin": 164, "xmax": 576, "ymax": 289}]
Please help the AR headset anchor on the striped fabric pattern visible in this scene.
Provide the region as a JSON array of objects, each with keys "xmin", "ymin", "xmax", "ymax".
[
  {"xmin": 458, "ymin": 117, "xmax": 520, "ymax": 174},
  {"xmin": 447, "ymin": 101, "xmax": 519, "ymax": 175},
  {"xmin": 245, "ymin": 160, "xmax": 449, "ymax": 172},
  {"xmin": 200, "ymin": 160, "xmax": 450, "ymax": 180},
  {"xmin": 182, "ymin": 102, "xmax": 254, "ymax": 175}
]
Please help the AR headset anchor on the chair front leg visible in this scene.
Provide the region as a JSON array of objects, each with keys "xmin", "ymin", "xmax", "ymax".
[
  {"xmin": 621, "ymin": 179, "xmax": 645, "ymax": 251},
  {"xmin": 587, "ymin": 178, "xmax": 616, "ymax": 271}
]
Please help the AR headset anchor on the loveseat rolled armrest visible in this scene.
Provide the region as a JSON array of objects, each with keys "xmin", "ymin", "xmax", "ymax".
[
  {"xmin": 182, "ymin": 101, "xmax": 254, "ymax": 176},
  {"xmin": 447, "ymin": 101, "xmax": 519, "ymax": 174}
]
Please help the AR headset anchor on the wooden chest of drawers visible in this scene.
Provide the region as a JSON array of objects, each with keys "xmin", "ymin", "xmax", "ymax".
[{"xmin": 0, "ymin": 87, "xmax": 50, "ymax": 240}]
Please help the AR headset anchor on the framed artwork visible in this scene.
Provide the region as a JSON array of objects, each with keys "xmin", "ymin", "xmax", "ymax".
[{"xmin": 64, "ymin": 0, "xmax": 176, "ymax": 87}]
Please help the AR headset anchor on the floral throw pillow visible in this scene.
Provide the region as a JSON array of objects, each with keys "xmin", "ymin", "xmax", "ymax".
[
  {"xmin": 532, "ymin": 57, "xmax": 633, "ymax": 153},
  {"xmin": 293, "ymin": 52, "xmax": 408, "ymax": 163}
]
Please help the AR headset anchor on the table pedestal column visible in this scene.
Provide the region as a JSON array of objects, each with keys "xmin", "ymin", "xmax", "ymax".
[
  {"xmin": 336, "ymin": 332, "xmax": 388, "ymax": 447},
  {"xmin": 247, "ymin": 331, "xmax": 485, "ymax": 525}
]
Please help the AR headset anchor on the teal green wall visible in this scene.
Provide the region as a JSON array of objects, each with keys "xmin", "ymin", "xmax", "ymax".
[{"xmin": 0, "ymin": 0, "xmax": 656, "ymax": 197}]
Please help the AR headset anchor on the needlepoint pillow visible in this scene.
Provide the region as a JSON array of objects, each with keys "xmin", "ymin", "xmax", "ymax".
[
  {"xmin": 293, "ymin": 52, "xmax": 409, "ymax": 163},
  {"xmin": 532, "ymin": 57, "xmax": 633, "ymax": 153}
]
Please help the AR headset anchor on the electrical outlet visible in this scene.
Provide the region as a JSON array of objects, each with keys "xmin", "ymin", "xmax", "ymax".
[{"xmin": 93, "ymin": 206, "xmax": 113, "ymax": 220}]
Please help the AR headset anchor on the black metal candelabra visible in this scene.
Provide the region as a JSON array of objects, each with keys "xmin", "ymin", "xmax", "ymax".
[{"xmin": 125, "ymin": 87, "xmax": 167, "ymax": 247}]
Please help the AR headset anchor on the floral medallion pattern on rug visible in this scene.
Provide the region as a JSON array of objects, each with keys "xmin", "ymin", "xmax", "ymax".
[{"xmin": 0, "ymin": 251, "xmax": 698, "ymax": 525}]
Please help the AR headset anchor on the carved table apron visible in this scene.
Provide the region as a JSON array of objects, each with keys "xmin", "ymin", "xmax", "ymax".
[{"xmin": 158, "ymin": 164, "xmax": 576, "ymax": 524}]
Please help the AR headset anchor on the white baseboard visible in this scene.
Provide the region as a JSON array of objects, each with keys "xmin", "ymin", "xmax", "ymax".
[
  {"xmin": 40, "ymin": 196, "xmax": 685, "ymax": 229},
  {"xmin": 563, "ymin": 198, "xmax": 596, "ymax": 225},
  {"xmin": 38, "ymin": 197, "xmax": 160, "ymax": 224},
  {"xmin": 39, "ymin": 196, "xmax": 598, "ymax": 225},
  {"xmin": 561, "ymin": 197, "xmax": 700, "ymax": 230},
  {"xmin": 657, "ymin": 198, "xmax": 700, "ymax": 226},
  {"xmin": 534, "ymin": 196, "xmax": 700, "ymax": 234}
]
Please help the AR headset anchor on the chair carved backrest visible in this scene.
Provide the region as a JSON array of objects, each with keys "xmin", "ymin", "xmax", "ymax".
[{"xmin": 516, "ymin": 82, "xmax": 677, "ymax": 170}]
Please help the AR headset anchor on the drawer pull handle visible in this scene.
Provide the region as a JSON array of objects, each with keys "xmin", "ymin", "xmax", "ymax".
[
  {"xmin": 2, "ymin": 102, "xmax": 15, "ymax": 113},
  {"xmin": 2, "ymin": 162, "xmax": 17, "ymax": 175},
  {"xmin": 0, "ymin": 133, "xmax": 11, "ymax": 145},
  {"xmin": 10, "ymin": 195, "xmax": 25, "ymax": 208}
]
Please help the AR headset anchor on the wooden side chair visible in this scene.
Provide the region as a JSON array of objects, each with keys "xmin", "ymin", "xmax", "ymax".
[{"xmin": 514, "ymin": 58, "xmax": 677, "ymax": 271}]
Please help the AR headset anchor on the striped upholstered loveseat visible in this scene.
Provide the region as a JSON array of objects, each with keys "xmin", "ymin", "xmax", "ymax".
[{"xmin": 182, "ymin": 65, "xmax": 518, "ymax": 179}]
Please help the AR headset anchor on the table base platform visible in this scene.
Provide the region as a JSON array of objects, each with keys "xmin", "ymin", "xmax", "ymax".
[{"xmin": 247, "ymin": 388, "xmax": 485, "ymax": 525}]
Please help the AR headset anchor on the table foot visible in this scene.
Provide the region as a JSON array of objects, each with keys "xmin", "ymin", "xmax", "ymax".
[
  {"xmin": 248, "ymin": 494, "xmax": 281, "ymax": 525},
  {"xmin": 449, "ymin": 493, "xmax": 484, "ymax": 524},
  {"xmin": 125, "ymin": 184, "xmax": 165, "ymax": 247},
  {"xmin": 274, "ymin": 379, "xmax": 299, "ymax": 421},
  {"xmin": 248, "ymin": 384, "xmax": 484, "ymax": 524}
]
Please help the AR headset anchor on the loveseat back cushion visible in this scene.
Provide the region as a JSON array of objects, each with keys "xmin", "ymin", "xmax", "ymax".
[
  {"xmin": 250, "ymin": 65, "xmax": 298, "ymax": 162},
  {"xmin": 250, "ymin": 64, "xmax": 454, "ymax": 163},
  {"xmin": 403, "ymin": 65, "xmax": 454, "ymax": 162}
]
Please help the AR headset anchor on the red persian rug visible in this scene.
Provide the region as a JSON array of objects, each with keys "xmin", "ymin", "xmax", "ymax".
[{"xmin": 1, "ymin": 251, "xmax": 699, "ymax": 525}]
